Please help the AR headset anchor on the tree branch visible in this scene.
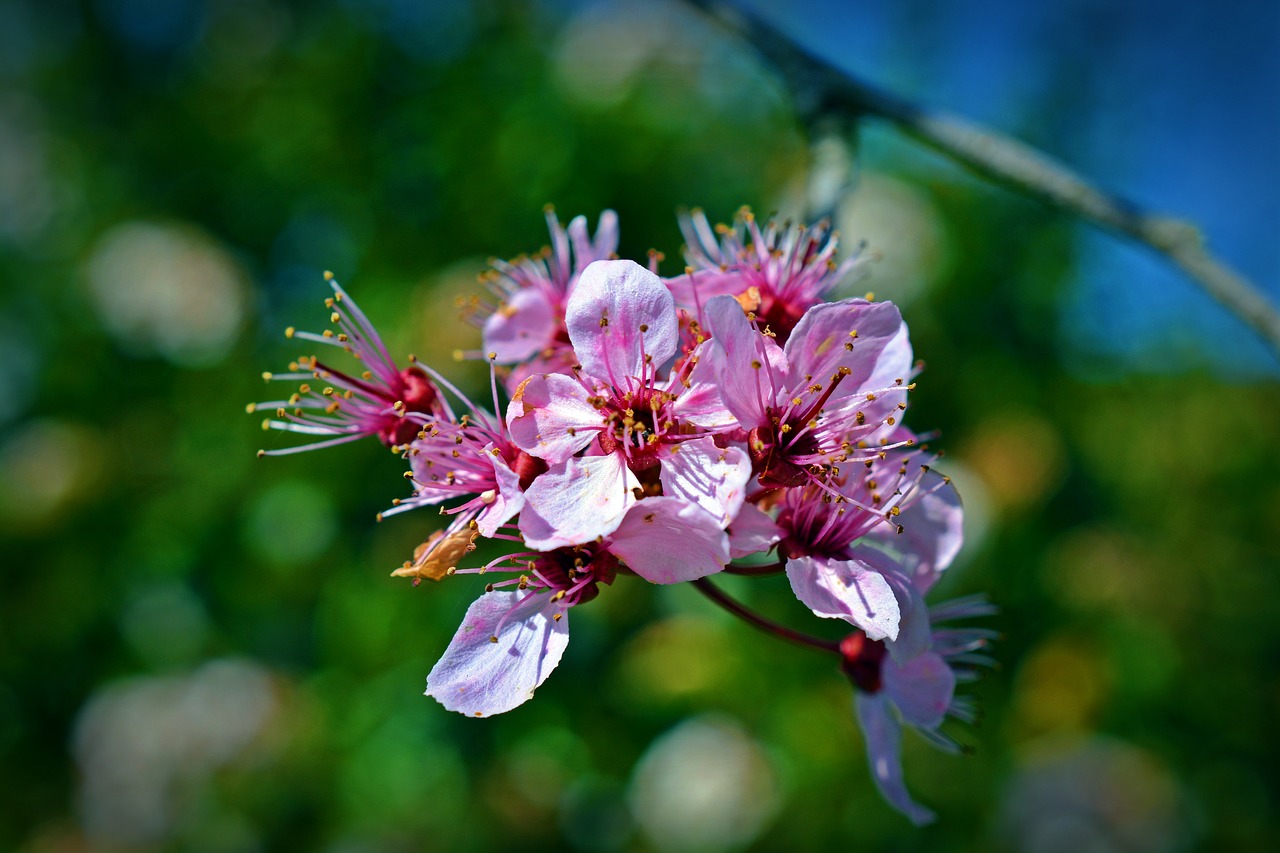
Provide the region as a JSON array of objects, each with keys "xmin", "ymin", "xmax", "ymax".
[{"xmin": 683, "ymin": 0, "xmax": 1280, "ymax": 358}]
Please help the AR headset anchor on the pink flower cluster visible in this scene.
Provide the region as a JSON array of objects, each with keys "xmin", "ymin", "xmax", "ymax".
[{"xmin": 252, "ymin": 208, "xmax": 993, "ymax": 824}]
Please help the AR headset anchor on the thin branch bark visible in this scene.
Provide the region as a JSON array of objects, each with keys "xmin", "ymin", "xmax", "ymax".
[{"xmin": 684, "ymin": 0, "xmax": 1280, "ymax": 358}]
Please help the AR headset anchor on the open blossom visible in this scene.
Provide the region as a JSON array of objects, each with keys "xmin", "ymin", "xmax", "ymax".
[
  {"xmin": 425, "ymin": 543, "xmax": 617, "ymax": 716},
  {"xmin": 477, "ymin": 208, "xmax": 619, "ymax": 389},
  {"xmin": 842, "ymin": 595, "xmax": 996, "ymax": 824},
  {"xmin": 252, "ymin": 275, "xmax": 444, "ymax": 455},
  {"xmin": 668, "ymin": 207, "xmax": 868, "ymax": 344},
  {"xmin": 251, "ymin": 206, "xmax": 993, "ymax": 826},
  {"xmin": 776, "ymin": 435, "xmax": 963, "ymax": 640},
  {"xmin": 506, "ymin": 259, "xmax": 751, "ymax": 551},
  {"xmin": 697, "ymin": 292, "xmax": 913, "ymax": 489},
  {"xmin": 379, "ymin": 369, "xmax": 538, "ymax": 570},
  {"xmin": 425, "ymin": 511, "xmax": 730, "ymax": 717}
]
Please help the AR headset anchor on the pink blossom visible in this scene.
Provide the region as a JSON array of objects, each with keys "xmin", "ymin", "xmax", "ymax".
[
  {"xmin": 842, "ymin": 595, "xmax": 996, "ymax": 824},
  {"xmin": 253, "ymin": 276, "xmax": 445, "ymax": 455},
  {"xmin": 250, "ymin": 206, "xmax": 993, "ymax": 817},
  {"xmin": 667, "ymin": 208, "xmax": 868, "ymax": 344},
  {"xmin": 479, "ymin": 208, "xmax": 619, "ymax": 387},
  {"xmin": 426, "ymin": 544, "xmax": 618, "ymax": 716},
  {"xmin": 776, "ymin": 437, "xmax": 963, "ymax": 639},
  {"xmin": 698, "ymin": 293, "xmax": 914, "ymax": 488},
  {"xmin": 507, "ymin": 259, "xmax": 749, "ymax": 549}
]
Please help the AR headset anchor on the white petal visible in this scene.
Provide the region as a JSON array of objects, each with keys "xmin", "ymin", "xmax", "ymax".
[
  {"xmin": 659, "ymin": 437, "xmax": 751, "ymax": 528},
  {"xmin": 506, "ymin": 372, "xmax": 599, "ymax": 464},
  {"xmin": 519, "ymin": 454, "xmax": 639, "ymax": 550},
  {"xmin": 609, "ymin": 497, "xmax": 729, "ymax": 583},
  {"xmin": 426, "ymin": 591, "xmax": 569, "ymax": 717},
  {"xmin": 566, "ymin": 260, "xmax": 677, "ymax": 383},
  {"xmin": 785, "ymin": 556, "xmax": 901, "ymax": 641},
  {"xmin": 854, "ymin": 692, "xmax": 935, "ymax": 825}
]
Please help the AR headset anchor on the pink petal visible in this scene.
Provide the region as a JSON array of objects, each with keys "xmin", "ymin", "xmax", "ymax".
[
  {"xmin": 608, "ymin": 497, "xmax": 729, "ymax": 583},
  {"xmin": 883, "ymin": 651, "xmax": 956, "ymax": 730},
  {"xmin": 565, "ymin": 260, "xmax": 677, "ymax": 383},
  {"xmin": 727, "ymin": 502, "xmax": 784, "ymax": 559},
  {"xmin": 425, "ymin": 590, "xmax": 570, "ymax": 717},
  {"xmin": 670, "ymin": 340, "xmax": 738, "ymax": 430},
  {"xmin": 483, "ymin": 288, "xmax": 558, "ymax": 364},
  {"xmin": 847, "ymin": 546, "xmax": 931, "ymax": 662},
  {"xmin": 784, "ymin": 299, "xmax": 911, "ymax": 418},
  {"xmin": 663, "ymin": 268, "xmax": 746, "ymax": 313},
  {"xmin": 506, "ymin": 373, "xmax": 599, "ymax": 464},
  {"xmin": 854, "ymin": 692, "xmax": 936, "ymax": 825},
  {"xmin": 566, "ymin": 210, "xmax": 619, "ymax": 277},
  {"xmin": 519, "ymin": 454, "xmax": 639, "ymax": 550},
  {"xmin": 784, "ymin": 556, "xmax": 901, "ymax": 641},
  {"xmin": 865, "ymin": 468, "xmax": 964, "ymax": 594},
  {"xmin": 475, "ymin": 444, "xmax": 525, "ymax": 538},
  {"xmin": 659, "ymin": 436, "xmax": 751, "ymax": 528},
  {"xmin": 704, "ymin": 295, "xmax": 788, "ymax": 428}
]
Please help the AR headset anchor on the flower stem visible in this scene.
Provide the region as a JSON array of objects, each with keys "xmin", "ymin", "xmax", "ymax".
[
  {"xmin": 691, "ymin": 577, "xmax": 839, "ymax": 654},
  {"xmin": 723, "ymin": 560, "xmax": 786, "ymax": 577}
]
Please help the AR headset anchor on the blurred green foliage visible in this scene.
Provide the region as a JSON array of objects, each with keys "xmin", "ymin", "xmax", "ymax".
[{"xmin": 1, "ymin": 1, "xmax": 1277, "ymax": 852}]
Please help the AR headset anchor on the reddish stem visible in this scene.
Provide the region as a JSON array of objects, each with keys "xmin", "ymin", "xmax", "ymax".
[{"xmin": 691, "ymin": 577, "xmax": 839, "ymax": 654}]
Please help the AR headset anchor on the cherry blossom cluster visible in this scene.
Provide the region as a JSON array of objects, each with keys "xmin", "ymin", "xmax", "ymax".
[{"xmin": 251, "ymin": 208, "xmax": 993, "ymax": 823}]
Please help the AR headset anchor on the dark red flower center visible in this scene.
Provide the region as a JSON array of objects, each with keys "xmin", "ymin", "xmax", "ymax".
[
  {"xmin": 379, "ymin": 366, "xmax": 441, "ymax": 448},
  {"xmin": 755, "ymin": 291, "xmax": 809, "ymax": 346},
  {"xmin": 839, "ymin": 631, "xmax": 886, "ymax": 693},
  {"xmin": 533, "ymin": 547, "xmax": 619, "ymax": 606},
  {"xmin": 596, "ymin": 387, "xmax": 673, "ymax": 471}
]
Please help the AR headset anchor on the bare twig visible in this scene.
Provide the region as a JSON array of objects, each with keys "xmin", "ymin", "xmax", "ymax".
[{"xmin": 684, "ymin": 0, "xmax": 1280, "ymax": 357}]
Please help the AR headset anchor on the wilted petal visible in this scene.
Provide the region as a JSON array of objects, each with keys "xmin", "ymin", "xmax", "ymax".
[
  {"xmin": 659, "ymin": 436, "xmax": 751, "ymax": 527},
  {"xmin": 506, "ymin": 373, "xmax": 599, "ymax": 464},
  {"xmin": 727, "ymin": 502, "xmax": 784, "ymax": 559},
  {"xmin": 704, "ymin": 295, "xmax": 787, "ymax": 428},
  {"xmin": 475, "ymin": 444, "xmax": 524, "ymax": 538},
  {"xmin": 566, "ymin": 260, "xmax": 677, "ymax": 382},
  {"xmin": 883, "ymin": 651, "xmax": 955, "ymax": 730},
  {"xmin": 785, "ymin": 556, "xmax": 901, "ymax": 641},
  {"xmin": 426, "ymin": 590, "xmax": 569, "ymax": 717},
  {"xmin": 520, "ymin": 454, "xmax": 639, "ymax": 550},
  {"xmin": 855, "ymin": 692, "xmax": 936, "ymax": 825},
  {"xmin": 483, "ymin": 288, "xmax": 558, "ymax": 364},
  {"xmin": 609, "ymin": 497, "xmax": 728, "ymax": 583},
  {"xmin": 391, "ymin": 522, "xmax": 479, "ymax": 582}
]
